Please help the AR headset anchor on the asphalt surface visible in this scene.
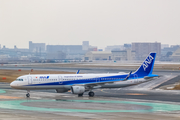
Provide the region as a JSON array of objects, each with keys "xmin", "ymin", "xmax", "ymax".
[
  {"xmin": 2, "ymin": 88, "xmax": 180, "ymax": 120},
  {"xmin": 154, "ymin": 75, "xmax": 180, "ymax": 89}
]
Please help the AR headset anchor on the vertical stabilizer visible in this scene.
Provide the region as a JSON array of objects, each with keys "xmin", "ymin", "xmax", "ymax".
[{"xmin": 134, "ymin": 53, "xmax": 156, "ymax": 76}]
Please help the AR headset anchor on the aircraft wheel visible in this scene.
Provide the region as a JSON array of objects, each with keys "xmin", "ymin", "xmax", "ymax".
[
  {"xmin": 88, "ymin": 91, "xmax": 95, "ymax": 97},
  {"xmin": 26, "ymin": 93, "xmax": 30, "ymax": 98},
  {"xmin": 78, "ymin": 93, "xmax": 83, "ymax": 97}
]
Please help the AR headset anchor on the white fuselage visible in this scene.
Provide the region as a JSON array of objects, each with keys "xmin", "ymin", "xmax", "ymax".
[{"xmin": 10, "ymin": 73, "xmax": 147, "ymax": 90}]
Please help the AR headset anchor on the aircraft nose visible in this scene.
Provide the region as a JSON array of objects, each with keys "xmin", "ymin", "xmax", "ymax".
[{"xmin": 10, "ymin": 81, "xmax": 17, "ymax": 88}]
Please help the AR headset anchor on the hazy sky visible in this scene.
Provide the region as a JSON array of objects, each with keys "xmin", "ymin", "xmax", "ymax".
[{"xmin": 0, "ymin": 0, "xmax": 180, "ymax": 49}]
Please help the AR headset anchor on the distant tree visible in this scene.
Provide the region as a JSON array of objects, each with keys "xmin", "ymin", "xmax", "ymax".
[{"xmin": 166, "ymin": 51, "xmax": 173, "ymax": 57}]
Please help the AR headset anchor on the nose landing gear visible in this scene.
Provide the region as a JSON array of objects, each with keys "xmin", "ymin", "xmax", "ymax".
[
  {"xmin": 26, "ymin": 90, "xmax": 30, "ymax": 98},
  {"xmin": 26, "ymin": 93, "xmax": 30, "ymax": 97}
]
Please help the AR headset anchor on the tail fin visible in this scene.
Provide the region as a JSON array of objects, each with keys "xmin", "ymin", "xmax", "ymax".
[{"xmin": 134, "ymin": 53, "xmax": 156, "ymax": 76}]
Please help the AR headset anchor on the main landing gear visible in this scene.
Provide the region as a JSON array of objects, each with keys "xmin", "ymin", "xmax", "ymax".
[
  {"xmin": 78, "ymin": 93, "xmax": 84, "ymax": 97},
  {"xmin": 26, "ymin": 90, "xmax": 30, "ymax": 98},
  {"xmin": 78, "ymin": 91, "xmax": 95, "ymax": 97},
  {"xmin": 88, "ymin": 91, "xmax": 95, "ymax": 97}
]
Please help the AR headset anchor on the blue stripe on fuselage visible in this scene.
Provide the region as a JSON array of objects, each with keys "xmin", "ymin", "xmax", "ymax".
[{"xmin": 25, "ymin": 73, "xmax": 145, "ymax": 86}]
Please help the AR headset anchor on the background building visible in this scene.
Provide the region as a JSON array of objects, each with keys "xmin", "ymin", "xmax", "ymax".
[
  {"xmin": 88, "ymin": 46, "xmax": 98, "ymax": 51},
  {"xmin": 1, "ymin": 41, "xmax": 177, "ymax": 63},
  {"xmin": 46, "ymin": 51, "xmax": 66, "ymax": 60},
  {"xmin": 111, "ymin": 49, "xmax": 135, "ymax": 61},
  {"xmin": 132, "ymin": 42, "xmax": 161, "ymax": 60},
  {"xmin": 160, "ymin": 45, "xmax": 180, "ymax": 61},
  {"xmin": 84, "ymin": 51, "xmax": 112, "ymax": 61},
  {"xmin": 105, "ymin": 45, "xmax": 124, "ymax": 51},
  {"xmin": 82, "ymin": 41, "xmax": 89, "ymax": 51},
  {"xmin": 29, "ymin": 41, "xmax": 46, "ymax": 53},
  {"xmin": 171, "ymin": 48, "xmax": 180, "ymax": 61},
  {"xmin": 161, "ymin": 44, "xmax": 169, "ymax": 49},
  {"xmin": 46, "ymin": 45, "xmax": 85, "ymax": 60}
]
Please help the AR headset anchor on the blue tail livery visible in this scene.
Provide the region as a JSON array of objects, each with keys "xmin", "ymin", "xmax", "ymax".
[{"xmin": 134, "ymin": 52, "xmax": 157, "ymax": 77}]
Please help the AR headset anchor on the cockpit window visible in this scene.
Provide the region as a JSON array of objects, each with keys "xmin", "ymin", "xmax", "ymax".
[{"xmin": 15, "ymin": 79, "xmax": 23, "ymax": 81}]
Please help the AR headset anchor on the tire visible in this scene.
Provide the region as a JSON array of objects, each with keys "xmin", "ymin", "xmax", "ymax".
[
  {"xmin": 78, "ymin": 93, "xmax": 83, "ymax": 97},
  {"xmin": 26, "ymin": 93, "xmax": 30, "ymax": 98},
  {"xmin": 88, "ymin": 91, "xmax": 95, "ymax": 97}
]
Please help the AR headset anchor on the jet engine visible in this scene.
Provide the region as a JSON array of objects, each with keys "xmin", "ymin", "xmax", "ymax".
[
  {"xmin": 56, "ymin": 89, "xmax": 69, "ymax": 93},
  {"xmin": 71, "ymin": 86, "xmax": 85, "ymax": 94}
]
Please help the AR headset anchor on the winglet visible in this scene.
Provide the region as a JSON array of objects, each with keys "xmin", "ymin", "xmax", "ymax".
[
  {"xmin": 77, "ymin": 70, "xmax": 80, "ymax": 74},
  {"xmin": 124, "ymin": 71, "xmax": 132, "ymax": 81}
]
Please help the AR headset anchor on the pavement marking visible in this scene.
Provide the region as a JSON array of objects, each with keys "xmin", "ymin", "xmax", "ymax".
[
  {"xmin": 100, "ymin": 89, "xmax": 113, "ymax": 94},
  {"xmin": 0, "ymin": 95, "xmax": 22, "ymax": 99},
  {"xmin": 126, "ymin": 93, "xmax": 147, "ymax": 95},
  {"xmin": 150, "ymin": 75, "xmax": 178, "ymax": 90},
  {"xmin": 0, "ymin": 89, "xmax": 22, "ymax": 99},
  {"xmin": 101, "ymin": 89, "xmax": 147, "ymax": 96},
  {"xmin": 0, "ymin": 99, "xmax": 180, "ymax": 113},
  {"xmin": 0, "ymin": 89, "xmax": 6, "ymax": 94}
]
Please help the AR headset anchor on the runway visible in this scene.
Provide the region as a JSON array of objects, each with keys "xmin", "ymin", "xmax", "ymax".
[
  {"xmin": 0, "ymin": 66, "xmax": 180, "ymax": 119},
  {"xmin": 1, "ymin": 88, "xmax": 180, "ymax": 120}
]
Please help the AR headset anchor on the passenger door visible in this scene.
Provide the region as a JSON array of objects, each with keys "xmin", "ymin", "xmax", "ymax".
[
  {"xmin": 28, "ymin": 76, "xmax": 32, "ymax": 85},
  {"xmin": 133, "ymin": 74, "xmax": 138, "ymax": 83},
  {"xmin": 58, "ymin": 76, "xmax": 63, "ymax": 84}
]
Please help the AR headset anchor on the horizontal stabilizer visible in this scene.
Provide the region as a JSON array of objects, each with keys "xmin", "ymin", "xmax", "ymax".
[{"xmin": 144, "ymin": 74, "xmax": 159, "ymax": 79}]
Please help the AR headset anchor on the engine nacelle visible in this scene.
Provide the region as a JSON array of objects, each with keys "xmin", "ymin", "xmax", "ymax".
[
  {"xmin": 71, "ymin": 86, "xmax": 85, "ymax": 94},
  {"xmin": 56, "ymin": 89, "xmax": 69, "ymax": 93}
]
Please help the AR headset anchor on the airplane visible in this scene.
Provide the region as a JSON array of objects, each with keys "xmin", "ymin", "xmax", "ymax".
[{"xmin": 10, "ymin": 53, "xmax": 158, "ymax": 98}]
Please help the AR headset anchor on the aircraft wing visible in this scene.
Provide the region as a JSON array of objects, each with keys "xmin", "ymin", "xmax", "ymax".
[
  {"xmin": 73, "ymin": 76, "xmax": 130, "ymax": 89},
  {"xmin": 73, "ymin": 71, "xmax": 136, "ymax": 89},
  {"xmin": 73, "ymin": 81, "xmax": 116, "ymax": 89},
  {"xmin": 73, "ymin": 81, "xmax": 115, "ymax": 86}
]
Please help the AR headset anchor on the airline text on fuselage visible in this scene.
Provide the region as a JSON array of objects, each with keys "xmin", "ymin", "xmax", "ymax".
[{"xmin": 39, "ymin": 76, "xmax": 49, "ymax": 79}]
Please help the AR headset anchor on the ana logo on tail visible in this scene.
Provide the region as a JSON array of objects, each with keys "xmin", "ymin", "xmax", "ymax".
[{"xmin": 143, "ymin": 55, "xmax": 154, "ymax": 71}]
